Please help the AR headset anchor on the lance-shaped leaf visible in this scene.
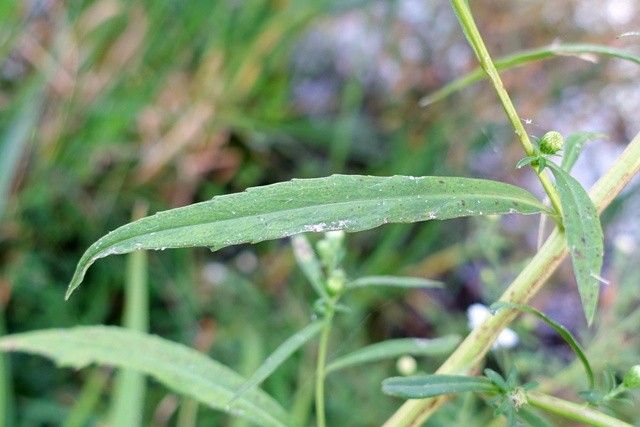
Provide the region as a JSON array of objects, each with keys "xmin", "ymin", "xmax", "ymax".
[
  {"xmin": 382, "ymin": 374, "xmax": 499, "ymax": 399},
  {"xmin": 0, "ymin": 326, "xmax": 289, "ymax": 427},
  {"xmin": 229, "ymin": 321, "xmax": 324, "ymax": 405},
  {"xmin": 67, "ymin": 175, "xmax": 551, "ymax": 298},
  {"xmin": 490, "ymin": 301, "xmax": 594, "ymax": 389},
  {"xmin": 561, "ymin": 132, "xmax": 607, "ymax": 173},
  {"xmin": 345, "ymin": 275, "xmax": 443, "ymax": 290},
  {"xmin": 325, "ymin": 335, "xmax": 460, "ymax": 374},
  {"xmin": 546, "ymin": 164, "xmax": 604, "ymax": 325}
]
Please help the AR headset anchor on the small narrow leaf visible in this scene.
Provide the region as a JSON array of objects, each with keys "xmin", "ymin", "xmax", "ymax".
[
  {"xmin": 0, "ymin": 327, "xmax": 289, "ymax": 427},
  {"xmin": 382, "ymin": 374, "xmax": 499, "ymax": 399},
  {"xmin": 229, "ymin": 321, "xmax": 324, "ymax": 405},
  {"xmin": 578, "ymin": 390, "xmax": 605, "ymax": 403},
  {"xmin": 345, "ymin": 275, "xmax": 443, "ymax": 290},
  {"xmin": 484, "ymin": 369, "xmax": 508, "ymax": 392},
  {"xmin": 561, "ymin": 132, "xmax": 607, "ymax": 173},
  {"xmin": 507, "ymin": 365, "xmax": 518, "ymax": 389},
  {"xmin": 325, "ymin": 335, "xmax": 460, "ymax": 374},
  {"xmin": 67, "ymin": 175, "xmax": 550, "ymax": 299},
  {"xmin": 516, "ymin": 156, "xmax": 538, "ymax": 169},
  {"xmin": 291, "ymin": 235, "xmax": 328, "ymax": 299},
  {"xmin": 490, "ymin": 301, "xmax": 594, "ymax": 389},
  {"xmin": 546, "ymin": 164, "xmax": 604, "ymax": 325},
  {"xmin": 617, "ymin": 32, "xmax": 640, "ymax": 39}
]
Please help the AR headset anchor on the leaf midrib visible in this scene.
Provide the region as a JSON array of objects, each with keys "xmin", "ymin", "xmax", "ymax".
[{"xmin": 102, "ymin": 190, "xmax": 543, "ymax": 244}]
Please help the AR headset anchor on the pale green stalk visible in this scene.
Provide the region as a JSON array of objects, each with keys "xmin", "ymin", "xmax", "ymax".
[
  {"xmin": 62, "ymin": 370, "xmax": 109, "ymax": 427},
  {"xmin": 384, "ymin": 130, "xmax": 640, "ymax": 426},
  {"xmin": 450, "ymin": 0, "xmax": 563, "ymax": 217},
  {"xmin": 315, "ymin": 304, "xmax": 337, "ymax": 427},
  {"xmin": 526, "ymin": 391, "xmax": 634, "ymax": 427},
  {"xmin": 315, "ymin": 322, "xmax": 331, "ymax": 427},
  {"xmin": 176, "ymin": 398, "xmax": 198, "ymax": 427}
]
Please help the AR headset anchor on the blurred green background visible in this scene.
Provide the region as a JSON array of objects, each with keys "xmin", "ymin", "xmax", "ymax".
[{"xmin": 1, "ymin": 0, "xmax": 639, "ymax": 425}]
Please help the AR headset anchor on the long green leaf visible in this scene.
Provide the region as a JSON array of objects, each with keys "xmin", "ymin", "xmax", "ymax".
[
  {"xmin": 108, "ymin": 207, "xmax": 149, "ymax": 427},
  {"xmin": 325, "ymin": 335, "xmax": 460, "ymax": 374},
  {"xmin": 229, "ymin": 321, "xmax": 324, "ymax": 405},
  {"xmin": 561, "ymin": 132, "xmax": 607, "ymax": 173},
  {"xmin": 0, "ymin": 327, "xmax": 289, "ymax": 427},
  {"xmin": 546, "ymin": 164, "xmax": 604, "ymax": 325},
  {"xmin": 382, "ymin": 375, "xmax": 499, "ymax": 399},
  {"xmin": 489, "ymin": 301, "xmax": 594, "ymax": 389},
  {"xmin": 67, "ymin": 175, "xmax": 550, "ymax": 298},
  {"xmin": 420, "ymin": 44, "xmax": 640, "ymax": 106},
  {"xmin": 345, "ymin": 275, "xmax": 443, "ymax": 290}
]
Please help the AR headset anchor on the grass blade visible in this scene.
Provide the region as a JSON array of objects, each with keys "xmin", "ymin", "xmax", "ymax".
[
  {"xmin": 382, "ymin": 375, "xmax": 498, "ymax": 399},
  {"xmin": 420, "ymin": 44, "xmax": 640, "ymax": 106},
  {"xmin": 0, "ymin": 305, "xmax": 14, "ymax": 427},
  {"xmin": 489, "ymin": 301, "xmax": 594, "ymax": 389},
  {"xmin": 326, "ymin": 335, "xmax": 460, "ymax": 374},
  {"xmin": 546, "ymin": 163, "xmax": 604, "ymax": 325},
  {"xmin": 108, "ymin": 203, "xmax": 149, "ymax": 427},
  {"xmin": 345, "ymin": 276, "xmax": 443, "ymax": 290},
  {"xmin": 0, "ymin": 83, "xmax": 42, "ymax": 220},
  {"xmin": 67, "ymin": 175, "xmax": 550, "ymax": 298},
  {"xmin": 0, "ymin": 327, "xmax": 290, "ymax": 427},
  {"xmin": 62, "ymin": 370, "xmax": 109, "ymax": 427},
  {"xmin": 229, "ymin": 321, "xmax": 324, "ymax": 405}
]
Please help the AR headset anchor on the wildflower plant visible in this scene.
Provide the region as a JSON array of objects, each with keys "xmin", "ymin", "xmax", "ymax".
[{"xmin": 1, "ymin": 1, "xmax": 640, "ymax": 426}]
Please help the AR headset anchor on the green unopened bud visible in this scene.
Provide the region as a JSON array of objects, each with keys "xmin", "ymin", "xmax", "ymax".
[
  {"xmin": 316, "ymin": 239, "xmax": 332, "ymax": 264},
  {"xmin": 396, "ymin": 355, "xmax": 417, "ymax": 376},
  {"xmin": 623, "ymin": 365, "xmax": 640, "ymax": 389},
  {"xmin": 326, "ymin": 268, "xmax": 346, "ymax": 295},
  {"xmin": 539, "ymin": 131, "xmax": 564, "ymax": 154}
]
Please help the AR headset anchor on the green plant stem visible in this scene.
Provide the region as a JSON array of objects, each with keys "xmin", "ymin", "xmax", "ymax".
[
  {"xmin": 315, "ymin": 313, "xmax": 334, "ymax": 427},
  {"xmin": 0, "ymin": 305, "xmax": 14, "ymax": 427},
  {"xmin": 449, "ymin": 0, "xmax": 563, "ymax": 217},
  {"xmin": 62, "ymin": 369, "xmax": 110, "ymax": 427},
  {"xmin": 526, "ymin": 391, "xmax": 634, "ymax": 427},
  {"xmin": 384, "ymin": 130, "xmax": 640, "ymax": 426},
  {"xmin": 177, "ymin": 398, "xmax": 199, "ymax": 427}
]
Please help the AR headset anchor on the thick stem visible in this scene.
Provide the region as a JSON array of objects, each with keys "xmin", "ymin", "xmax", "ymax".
[
  {"xmin": 384, "ymin": 131, "xmax": 640, "ymax": 426},
  {"xmin": 526, "ymin": 391, "xmax": 634, "ymax": 427},
  {"xmin": 450, "ymin": 0, "xmax": 563, "ymax": 216}
]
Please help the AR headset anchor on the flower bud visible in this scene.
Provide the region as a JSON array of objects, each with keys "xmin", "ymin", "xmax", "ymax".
[
  {"xmin": 623, "ymin": 365, "xmax": 640, "ymax": 389},
  {"xmin": 396, "ymin": 355, "xmax": 417, "ymax": 376},
  {"xmin": 326, "ymin": 268, "xmax": 346, "ymax": 295},
  {"xmin": 539, "ymin": 131, "xmax": 564, "ymax": 154}
]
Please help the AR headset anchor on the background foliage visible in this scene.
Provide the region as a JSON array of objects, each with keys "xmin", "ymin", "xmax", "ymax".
[{"xmin": 1, "ymin": 0, "xmax": 638, "ymax": 425}]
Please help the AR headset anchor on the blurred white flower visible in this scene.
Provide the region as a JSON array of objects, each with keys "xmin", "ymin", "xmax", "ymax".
[
  {"xmin": 396, "ymin": 355, "xmax": 418, "ymax": 376},
  {"xmin": 467, "ymin": 303, "xmax": 519, "ymax": 349}
]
